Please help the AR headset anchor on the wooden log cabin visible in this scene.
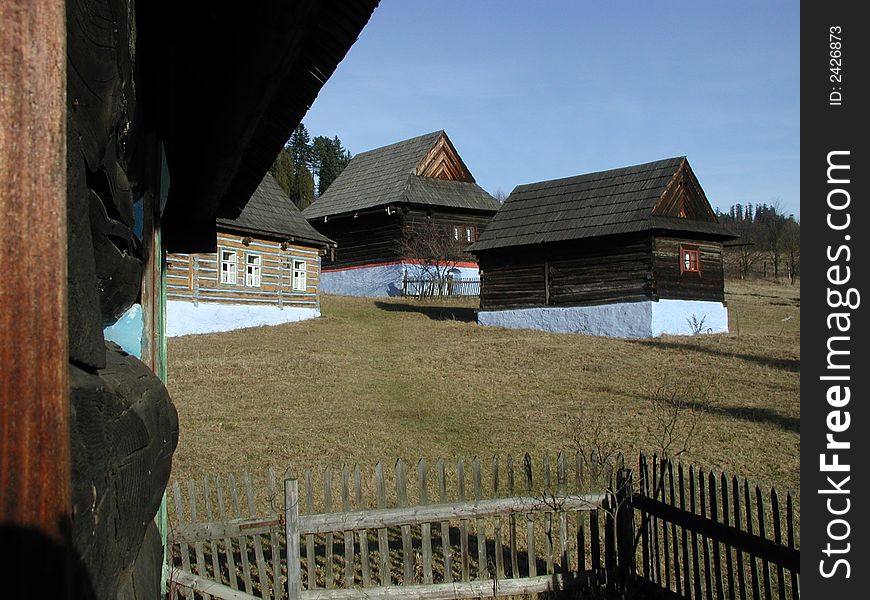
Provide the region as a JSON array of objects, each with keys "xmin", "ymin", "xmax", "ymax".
[
  {"xmin": 469, "ymin": 157, "xmax": 738, "ymax": 337},
  {"xmin": 1, "ymin": 1, "xmax": 379, "ymax": 597},
  {"xmin": 303, "ymin": 131, "xmax": 501, "ymax": 296},
  {"xmin": 165, "ymin": 174, "xmax": 335, "ymax": 336}
]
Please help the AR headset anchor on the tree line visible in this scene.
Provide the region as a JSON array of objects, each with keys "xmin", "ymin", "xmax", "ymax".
[
  {"xmin": 716, "ymin": 202, "xmax": 800, "ymax": 283},
  {"xmin": 270, "ymin": 123, "xmax": 352, "ymax": 210}
]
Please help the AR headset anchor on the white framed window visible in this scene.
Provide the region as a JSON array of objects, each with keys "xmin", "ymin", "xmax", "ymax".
[
  {"xmin": 220, "ymin": 249, "xmax": 238, "ymax": 284},
  {"xmin": 452, "ymin": 225, "xmax": 460, "ymax": 241},
  {"xmin": 292, "ymin": 259, "xmax": 307, "ymax": 292},
  {"xmin": 465, "ymin": 226, "xmax": 474, "ymax": 242},
  {"xmin": 245, "ymin": 253, "xmax": 262, "ymax": 287}
]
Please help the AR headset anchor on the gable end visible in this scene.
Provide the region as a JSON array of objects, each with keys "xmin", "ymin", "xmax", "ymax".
[
  {"xmin": 651, "ymin": 160, "xmax": 718, "ymax": 223},
  {"xmin": 415, "ymin": 133, "xmax": 475, "ymax": 182}
]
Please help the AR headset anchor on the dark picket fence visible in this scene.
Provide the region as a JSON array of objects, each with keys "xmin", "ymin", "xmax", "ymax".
[{"xmin": 632, "ymin": 454, "xmax": 800, "ymax": 600}]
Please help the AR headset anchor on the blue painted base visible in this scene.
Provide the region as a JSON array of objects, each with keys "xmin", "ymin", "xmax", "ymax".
[
  {"xmin": 477, "ymin": 299, "xmax": 729, "ymax": 338},
  {"xmin": 166, "ymin": 301, "xmax": 320, "ymax": 337}
]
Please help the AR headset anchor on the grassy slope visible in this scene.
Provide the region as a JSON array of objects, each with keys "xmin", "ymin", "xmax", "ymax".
[{"xmin": 167, "ymin": 280, "xmax": 799, "ymax": 506}]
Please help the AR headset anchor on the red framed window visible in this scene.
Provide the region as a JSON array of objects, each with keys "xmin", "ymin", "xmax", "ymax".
[{"xmin": 680, "ymin": 245, "xmax": 701, "ymax": 274}]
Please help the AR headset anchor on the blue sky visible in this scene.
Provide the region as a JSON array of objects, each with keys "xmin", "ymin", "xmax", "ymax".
[{"xmin": 304, "ymin": 1, "xmax": 800, "ymax": 218}]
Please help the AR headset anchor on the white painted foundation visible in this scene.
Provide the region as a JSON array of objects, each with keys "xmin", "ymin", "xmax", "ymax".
[
  {"xmin": 166, "ymin": 301, "xmax": 320, "ymax": 337},
  {"xmin": 477, "ymin": 299, "xmax": 728, "ymax": 338}
]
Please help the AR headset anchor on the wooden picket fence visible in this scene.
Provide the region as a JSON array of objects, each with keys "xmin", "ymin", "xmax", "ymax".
[
  {"xmin": 167, "ymin": 452, "xmax": 619, "ymax": 599},
  {"xmin": 165, "ymin": 453, "xmax": 800, "ymax": 600},
  {"xmin": 633, "ymin": 454, "xmax": 800, "ymax": 600},
  {"xmin": 402, "ymin": 275, "xmax": 480, "ymax": 297}
]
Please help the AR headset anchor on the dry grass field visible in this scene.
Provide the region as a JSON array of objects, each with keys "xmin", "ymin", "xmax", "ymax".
[{"xmin": 166, "ymin": 279, "xmax": 799, "ymax": 516}]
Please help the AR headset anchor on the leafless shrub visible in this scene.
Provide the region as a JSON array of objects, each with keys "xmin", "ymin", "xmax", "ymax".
[{"xmin": 645, "ymin": 379, "xmax": 717, "ymax": 460}]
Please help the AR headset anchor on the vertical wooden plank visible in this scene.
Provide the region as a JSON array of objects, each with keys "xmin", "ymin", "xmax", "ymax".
[
  {"xmin": 678, "ymin": 461, "xmax": 691, "ymax": 599},
  {"xmin": 172, "ymin": 482, "xmax": 195, "ymax": 600},
  {"xmin": 304, "ymin": 469, "xmax": 316, "ymax": 591},
  {"xmin": 689, "ymin": 466, "xmax": 703, "ymax": 600},
  {"xmin": 267, "ymin": 468, "xmax": 284, "ymax": 600},
  {"xmin": 708, "ymin": 473, "xmax": 725, "ymax": 600},
  {"xmin": 437, "ymin": 459, "xmax": 453, "ymax": 584},
  {"xmin": 651, "ymin": 457, "xmax": 661, "ymax": 586},
  {"xmin": 418, "ymin": 459, "xmax": 433, "ymax": 584},
  {"xmin": 638, "ymin": 455, "xmax": 649, "ymax": 581},
  {"xmin": 215, "ymin": 477, "xmax": 239, "ymax": 590},
  {"xmin": 187, "ymin": 479, "xmax": 212, "ymax": 600},
  {"xmin": 492, "ymin": 455, "xmax": 505, "ymax": 580},
  {"xmin": 354, "ymin": 465, "xmax": 372, "ymax": 588},
  {"xmin": 230, "ymin": 474, "xmax": 254, "ymax": 595},
  {"xmin": 557, "ymin": 452, "xmax": 569, "ymax": 574},
  {"xmin": 755, "ymin": 486, "xmax": 773, "ymax": 600},
  {"xmin": 285, "ymin": 478, "xmax": 301, "ymax": 600},
  {"xmin": 699, "ymin": 470, "xmax": 714, "ymax": 600},
  {"xmin": 523, "ymin": 453, "xmax": 536, "ymax": 578},
  {"xmin": 577, "ymin": 452, "xmax": 588, "ymax": 575},
  {"xmin": 720, "ymin": 473, "xmax": 735, "ymax": 600},
  {"xmin": 395, "ymin": 459, "xmax": 414, "ymax": 584},
  {"xmin": 457, "ymin": 458, "xmax": 471, "ymax": 581},
  {"xmin": 603, "ymin": 494, "xmax": 616, "ymax": 594},
  {"xmin": 661, "ymin": 461, "xmax": 672, "ymax": 593},
  {"xmin": 669, "ymin": 460, "xmax": 682, "ymax": 597},
  {"xmin": 785, "ymin": 494, "xmax": 799, "ymax": 599},
  {"xmin": 507, "ymin": 455, "xmax": 519, "ymax": 578},
  {"xmin": 732, "ymin": 476, "xmax": 747, "ymax": 600},
  {"xmin": 0, "ymin": 2, "xmax": 70, "ymax": 586},
  {"xmin": 375, "ymin": 463, "xmax": 391, "ymax": 586},
  {"xmin": 323, "ymin": 467, "xmax": 334, "ymax": 589},
  {"xmin": 769, "ymin": 489, "xmax": 786, "ymax": 600},
  {"xmin": 341, "ymin": 465, "xmax": 354, "ymax": 588},
  {"xmin": 744, "ymin": 480, "xmax": 761, "ymax": 600},
  {"xmin": 203, "ymin": 477, "xmax": 223, "ymax": 585},
  {"xmin": 590, "ymin": 507, "xmax": 601, "ymax": 575},
  {"xmin": 472, "ymin": 457, "xmax": 488, "ymax": 580},
  {"xmin": 542, "ymin": 453, "xmax": 554, "ymax": 575},
  {"xmin": 245, "ymin": 472, "xmax": 271, "ymax": 600}
]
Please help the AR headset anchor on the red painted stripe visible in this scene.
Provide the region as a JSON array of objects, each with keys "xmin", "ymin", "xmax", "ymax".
[{"xmin": 323, "ymin": 259, "xmax": 479, "ymax": 273}]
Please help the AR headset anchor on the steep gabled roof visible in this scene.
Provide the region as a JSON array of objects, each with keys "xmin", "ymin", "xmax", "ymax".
[
  {"xmin": 469, "ymin": 157, "xmax": 736, "ymax": 253},
  {"xmin": 302, "ymin": 131, "xmax": 500, "ymax": 219},
  {"xmin": 217, "ymin": 174, "xmax": 334, "ymax": 248}
]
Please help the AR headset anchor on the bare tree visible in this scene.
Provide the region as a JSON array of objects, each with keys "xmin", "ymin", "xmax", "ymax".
[
  {"xmin": 399, "ymin": 219, "xmax": 471, "ymax": 297},
  {"xmin": 782, "ymin": 219, "xmax": 800, "ymax": 284}
]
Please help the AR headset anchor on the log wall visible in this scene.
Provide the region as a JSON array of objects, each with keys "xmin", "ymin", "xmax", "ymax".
[
  {"xmin": 479, "ymin": 234, "xmax": 727, "ymax": 310},
  {"xmin": 166, "ymin": 232, "xmax": 321, "ymax": 307},
  {"xmin": 652, "ymin": 237, "xmax": 725, "ymax": 302},
  {"xmin": 315, "ymin": 212, "xmax": 404, "ymax": 270}
]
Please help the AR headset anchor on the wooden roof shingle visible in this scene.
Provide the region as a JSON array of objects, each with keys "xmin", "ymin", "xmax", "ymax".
[
  {"xmin": 217, "ymin": 174, "xmax": 334, "ymax": 248},
  {"xmin": 302, "ymin": 131, "xmax": 500, "ymax": 219},
  {"xmin": 469, "ymin": 157, "xmax": 735, "ymax": 253}
]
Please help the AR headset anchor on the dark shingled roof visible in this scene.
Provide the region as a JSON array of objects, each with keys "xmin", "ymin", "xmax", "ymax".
[
  {"xmin": 469, "ymin": 157, "xmax": 735, "ymax": 252},
  {"xmin": 303, "ymin": 131, "xmax": 500, "ymax": 219},
  {"xmin": 217, "ymin": 174, "xmax": 334, "ymax": 248}
]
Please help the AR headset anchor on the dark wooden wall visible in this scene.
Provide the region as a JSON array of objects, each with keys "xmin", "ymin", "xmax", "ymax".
[
  {"xmin": 316, "ymin": 212, "xmax": 404, "ymax": 269},
  {"xmin": 652, "ymin": 236, "xmax": 726, "ymax": 302},
  {"xmin": 478, "ymin": 233, "xmax": 727, "ymax": 310},
  {"xmin": 316, "ymin": 207, "xmax": 494, "ymax": 270},
  {"xmin": 64, "ymin": 1, "xmax": 179, "ymax": 598},
  {"xmin": 477, "ymin": 235, "xmax": 654, "ymax": 309}
]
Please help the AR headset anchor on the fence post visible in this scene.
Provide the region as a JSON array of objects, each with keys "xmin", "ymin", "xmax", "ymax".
[
  {"xmin": 285, "ymin": 478, "xmax": 301, "ymax": 600},
  {"xmin": 616, "ymin": 468, "xmax": 636, "ymax": 596}
]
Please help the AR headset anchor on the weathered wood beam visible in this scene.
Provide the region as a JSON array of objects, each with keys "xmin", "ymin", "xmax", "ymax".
[{"xmin": 0, "ymin": 0, "xmax": 70, "ymax": 592}]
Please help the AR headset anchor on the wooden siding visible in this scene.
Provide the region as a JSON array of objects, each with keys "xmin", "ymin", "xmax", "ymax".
[
  {"xmin": 479, "ymin": 236, "xmax": 654, "ymax": 309},
  {"xmin": 317, "ymin": 209, "xmax": 492, "ymax": 270},
  {"xmin": 652, "ymin": 237, "xmax": 725, "ymax": 302},
  {"xmin": 402, "ymin": 208, "xmax": 493, "ymax": 259},
  {"xmin": 166, "ymin": 232, "xmax": 322, "ymax": 307},
  {"xmin": 317, "ymin": 212, "xmax": 404, "ymax": 270}
]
